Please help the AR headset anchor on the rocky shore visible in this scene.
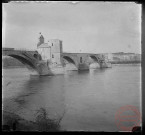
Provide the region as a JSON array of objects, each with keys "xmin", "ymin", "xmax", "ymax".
[{"xmin": 2, "ymin": 109, "xmax": 62, "ymax": 132}]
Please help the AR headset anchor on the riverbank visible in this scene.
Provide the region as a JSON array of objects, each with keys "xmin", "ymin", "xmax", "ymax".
[{"xmin": 2, "ymin": 109, "xmax": 62, "ymax": 131}]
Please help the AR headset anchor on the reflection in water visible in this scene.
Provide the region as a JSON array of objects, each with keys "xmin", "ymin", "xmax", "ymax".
[
  {"xmin": 89, "ymin": 68, "xmax": 106, "ymax": 74},
  {"xmin": 2, "ymin": 64, "xmax": 141, "ymax": 131}
]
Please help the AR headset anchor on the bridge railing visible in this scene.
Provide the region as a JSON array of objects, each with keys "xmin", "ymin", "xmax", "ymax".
[{"xmin": 2, "ymin": 47, "xmax": 36, "ymax": 52}]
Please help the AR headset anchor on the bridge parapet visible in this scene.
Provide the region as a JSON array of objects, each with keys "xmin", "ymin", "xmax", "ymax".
[{"xmin": 13, "ymin": 48, "xmax": 36, "ymax": 51}]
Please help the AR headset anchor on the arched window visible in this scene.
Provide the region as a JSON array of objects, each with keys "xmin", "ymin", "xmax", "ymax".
[
  {"xmin": 80, "ymin": 57, "xmax": 82, "ymax": 63},
  {"xmin": 34, "ymin": 54, "xmax": 38, "ymax": 59},
  {"xmin": 52, "ymin": 54, "xmax": 54, "ymax": 58}
]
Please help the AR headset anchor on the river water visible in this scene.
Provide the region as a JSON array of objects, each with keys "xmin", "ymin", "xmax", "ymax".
[{"xmin": 2, "ymin": 64, "xmax": 141, "ymax": 131}]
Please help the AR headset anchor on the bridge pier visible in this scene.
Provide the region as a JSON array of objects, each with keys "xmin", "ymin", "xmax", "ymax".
[{"xmin": 78, "ymin": 63, "xmax": 89, "ymax": 71}]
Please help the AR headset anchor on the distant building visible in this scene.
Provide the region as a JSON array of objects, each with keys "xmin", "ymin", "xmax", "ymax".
[{"xmin": 104, "ymin": 52, "xmax": 141, "ymax": 63}]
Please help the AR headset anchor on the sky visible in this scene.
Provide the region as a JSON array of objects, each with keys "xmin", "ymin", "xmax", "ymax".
[{"xmin": 2, "ymin": 1, "xmax": 141, "ymax": 54}]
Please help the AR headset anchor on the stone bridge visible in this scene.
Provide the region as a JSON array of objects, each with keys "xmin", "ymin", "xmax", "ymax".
[
  {"xmin": 61, "ymin": 52, "xmax": 105, "ymax": 70},
  {"xmin": 2, "ymin": 47, "xmax": 109, "ymax": 73},
  {"xmin": 2, "ymin": 35, "xmax": 111, "ymax": 75}
]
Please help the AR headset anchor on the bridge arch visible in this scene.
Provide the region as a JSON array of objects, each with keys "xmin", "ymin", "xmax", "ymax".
[
  {"xmin": 34, "ymin": 54, "xmax": 38, "ymax": 59},
  {"xmin": 7, "ymin": 54, "xmax": 36, "ymax": 69},
  {"xmin": 62, "ymin": 55, "xmax": 78, "ymax": 70},
  {"xmin": 89, "ymin": 55, "xmax": 101, "ymax": 69},
  {"xmin": 63, "ymin": 56, "xmax": 76, "ymax": 65},
  {"xmin": 89, "ymin": 55, "xmax": 99, "ymax": 63}
]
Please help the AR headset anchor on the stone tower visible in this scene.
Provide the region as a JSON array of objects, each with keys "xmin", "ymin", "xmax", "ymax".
[
  {"xmin": 47, "ymin": 39, "xmax": 63, "ymax": 66},
  {"xmin": 37, "ymin": 34, "xmax": 63, "ymax": 67}
]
